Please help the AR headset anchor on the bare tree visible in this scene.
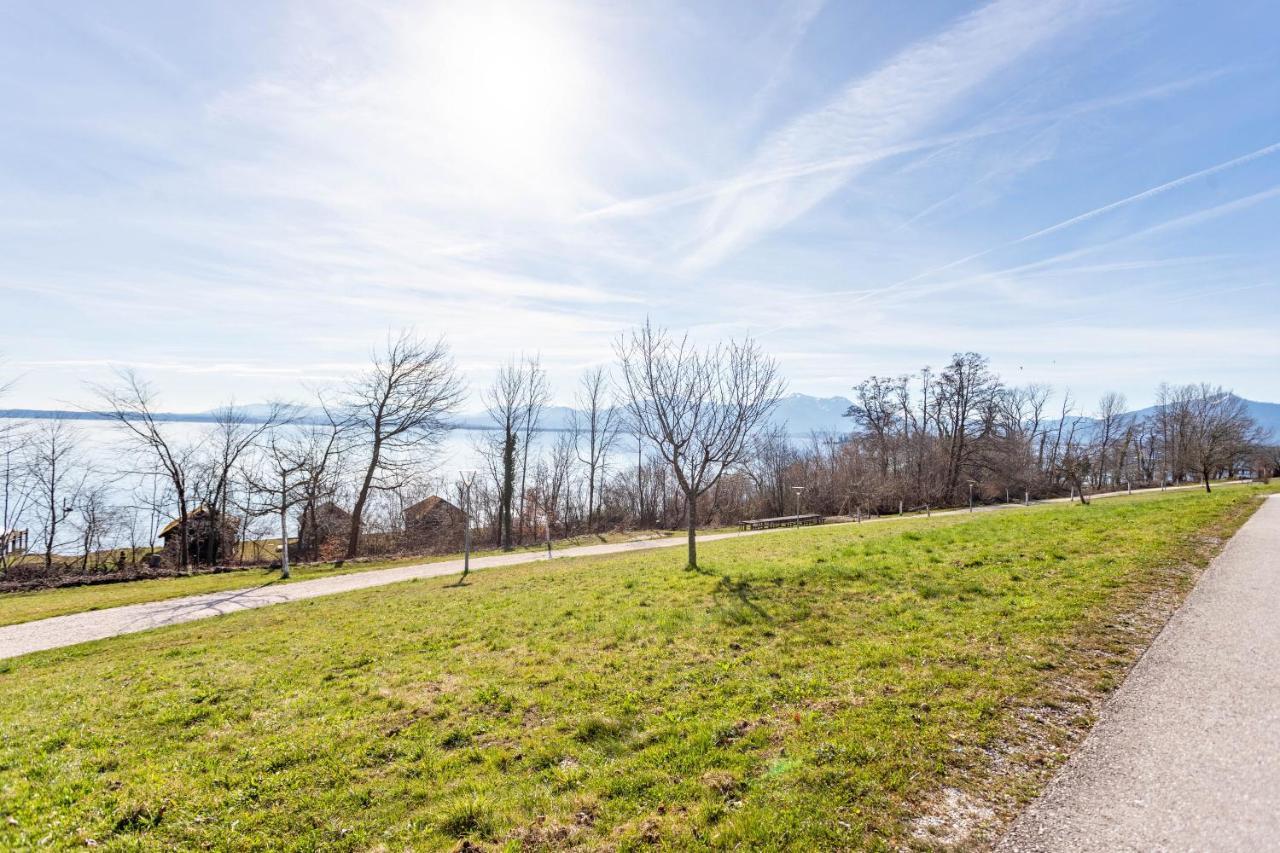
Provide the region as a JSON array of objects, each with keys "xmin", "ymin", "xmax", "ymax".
[
  {"xmin": 1181, "ymin": 386, "xmax": 1261, "ymax": 492},
  {"xmin": 24, "ymin": 418, "xmax": 87, "ymax": 571},
  {"xmin": 615, "ymin": 320, "xmax": 785, "ymax": 569},
  {"xmin": 571, "ymin": 365, "xmax": 620, "ymax": 533},
  {"xmin": 533, "ymin": 431, "xmax": 578, "ymax": 537},
  {"xmin": 342, "ymin": 331, "xmax": 465, "ymax": 558},
  {"xmin": 73, "ymin": 483, "xmax": 118, "ymax": 571},
  {"xmin": 130, "ymin": 469, "xmax": 171, "ymax": 564},
  {"xmin": 746, "ymin": 425, "xmax": 798, "ymax": 517},
  {"xmin": 482, "ymin": 359, "xmax": 528, "ymax": 551},
  {"xmin": 89, "ymin": 369, "xmax": 196, "ymax": 568},
  {"xmin": 292, "ymin": 397, "xmax": 348, "ymax": 561},
  {"xmin": 1091, "ymin": 392, "xmax": 1131, "ymax": 489},
  {"xmin": 0, "ymin": 413, "xmax": 31, "ymax": 574},
  {"xmin": 239, "ymin": 413, "xmax": 313, "ymax": 579},
  {"xmin": 516, "ymin": 355, "xmax": 549, "ymax": 545},
  {"xmin": 934, "ymin": 353, "xmax": 999, "ymax": 501},
  {"xmin": 195, "ymin": 402, "xmax": 291, "ymax": 564}
]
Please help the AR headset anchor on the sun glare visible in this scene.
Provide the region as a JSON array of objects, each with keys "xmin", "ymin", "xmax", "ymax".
[{"xmin": 416, "ymin": 2, "xmax": 587, "ymax": 173}]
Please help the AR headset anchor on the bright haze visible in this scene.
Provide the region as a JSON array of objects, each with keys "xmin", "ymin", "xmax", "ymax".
[{"xmin": 3, "ymin": 0, "xmax": 1278, "ymax": 410}]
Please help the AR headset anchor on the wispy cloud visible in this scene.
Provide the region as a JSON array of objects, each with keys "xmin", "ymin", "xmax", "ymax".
[
  {"xmin": 677, "ymin": 0, "xmax": 1112, "ymax": 269},
  {"xmin": 735, "ymin": 0, "xmax": 827, "ymax": 133},
  {"xmin": 577, "ymin": 70, "xmax": 1227, "ymax": 225},
  {"xmin": 4, "ymin": 2, "xmax": 1278, "ymax": 410}
]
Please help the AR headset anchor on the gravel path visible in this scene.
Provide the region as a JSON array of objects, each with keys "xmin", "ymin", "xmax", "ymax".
[
  {"xmin": 0, "ymin": 481, "xmax": 1246, "ymax": 661},
  {"xmin": 998, "ymin": 494, "xmax": 1280, "ymax": 852}
]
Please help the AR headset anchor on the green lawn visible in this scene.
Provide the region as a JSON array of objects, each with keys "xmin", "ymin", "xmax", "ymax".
[
  {"xmin": 0, "ymin": 530, "xmax": 685, "ymax": 628},
  {"xmin": 0, "ymin": 487, "xmax": 1270, "ymax": 850}
]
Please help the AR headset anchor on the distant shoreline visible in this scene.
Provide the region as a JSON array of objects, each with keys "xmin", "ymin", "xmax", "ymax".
[{"xmin": 0, "ymin": 409, "xmax": 501, "ymax": 431}]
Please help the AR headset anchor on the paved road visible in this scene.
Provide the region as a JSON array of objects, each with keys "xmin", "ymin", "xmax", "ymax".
[
  {"xmin": 0, "ymin": 481, "xmax": 1247, "ymax": 661},
  {"xmin": 999, "ymin": 494, "xmax": 1280, "ymax": 852}
]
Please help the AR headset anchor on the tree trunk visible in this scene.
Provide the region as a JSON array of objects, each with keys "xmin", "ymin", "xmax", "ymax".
[
  {"xmin": 685, "ymin": 493, "xmax": 697, "ymax": 570},
  {"xmin": 1203, "ymin": 468, "xmax": 1212, "ymax": 493},
  {"xmin": 586, "ymin": 474, "xmax": 596, "ymax": 534},
  {"xmin": 176, "ymin": 491, "xmax": 189, "ymax": 570},
  {"xmin": 347, "ymin": 440, "xmax": 381, "ymax": 558},
  {"xmin": 280, "ymin": 471, "xmax": 291, "ymax": 579},
  {"xmin": 500, "ymin": 432, "xmax": 517, "ymax": 551}
]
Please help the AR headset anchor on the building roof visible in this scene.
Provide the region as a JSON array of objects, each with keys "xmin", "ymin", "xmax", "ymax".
[
  {"xmin": 159, "ymin": 505, "xmax": 240, "ymax": 538},
  {"xmin": 310, "ymin": 501, "xmax": 351, "ymax": 519},
  {"xmin": 404, "ymin": 495, "xmax": 462, "ymax": 523}
]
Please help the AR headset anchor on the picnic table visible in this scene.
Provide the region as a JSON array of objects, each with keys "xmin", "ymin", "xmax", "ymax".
[{"xmin": 738, "ymin": 513, "xmax": 824, "ymax": 531}]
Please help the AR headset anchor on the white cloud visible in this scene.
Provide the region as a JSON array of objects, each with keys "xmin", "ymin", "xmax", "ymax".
[{"xmin": 677, "ymin": 0, "xmax": 1111, "ymax": 269}]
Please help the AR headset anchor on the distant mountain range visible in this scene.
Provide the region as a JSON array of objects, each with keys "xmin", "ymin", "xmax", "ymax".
[
  {"xmin": 2, "ymin": 394, "xmax": 1277, "ymax": 440},
  {"xmin": 1130, "ymin": 398, "xmax": 1280, "ymax": 439}
]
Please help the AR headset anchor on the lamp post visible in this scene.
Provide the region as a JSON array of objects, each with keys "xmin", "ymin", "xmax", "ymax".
[
  {"xmin": 790, "ymin": 485, "xmax": 806, "ymax": 522},
  {"xmin": 458, "ymin": 469, "xmax": 477, "ymax": 583},
  {"xmin": 968, "ymin": 481, "xmax": 975, "ymax": 513}
]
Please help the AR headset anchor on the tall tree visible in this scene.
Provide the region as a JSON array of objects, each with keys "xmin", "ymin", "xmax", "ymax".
[
  {"xmin": 239, "ymin": 413, "xmax": 315, "ymax": 579},
  {"xmin": 482, "ymin": 359, "xmax": 527, "ymax": 551},
  {"xmin": 90, "ymin": 369, "xmax": 196, "ymax": 568},
  {"xmin": 516, "ymin": 355, "xmax": 549, "ymax": 545},
  {"xmin": 933, "ymin": 352, "xmax": 999, "ymax": 501},
  {"xmin": 1181, "ymin": 386, "xmax": 1261, "ymax": 492},
  {"xmin": 197, "ymin": 402, "xmax": 290, "ymax": 563},
  {"xmin": 342, "ymin": 332, "xmax": 465, "ymax": 558},
  {"xmin": 1091, "ymin": 392, "xmax": 1131, "ymax": 489},
  {"xmin": 571, "ymin": 365, "xmax": 620, "ymax": 533},
  {"xmin": 291, "ymin": 397, "xmax": 348, "ymax": 561},
  {"xmin": 616, "ymin": 320, "xmax": 785, "ymax": 570},
  {"xmin": 24, "ymin": 418, "xmax": 87, "ymax": 571}
]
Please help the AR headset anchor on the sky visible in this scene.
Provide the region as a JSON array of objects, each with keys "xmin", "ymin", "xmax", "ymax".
[{"xmin": 2, "ymin": 0, "xmax": 1278, "ymax": 413}]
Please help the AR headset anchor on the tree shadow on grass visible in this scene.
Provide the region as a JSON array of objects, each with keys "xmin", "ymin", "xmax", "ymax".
[{"xmin": 692, "ymin": 564, "xmax": 772, "ymax": 625}]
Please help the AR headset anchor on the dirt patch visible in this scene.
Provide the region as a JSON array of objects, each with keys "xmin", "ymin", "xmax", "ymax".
[{"xmin": 911, "ymin": 787, "xmax": 996, "ymax": 847}]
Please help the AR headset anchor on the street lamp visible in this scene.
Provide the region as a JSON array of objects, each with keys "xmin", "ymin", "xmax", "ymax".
[
  {"xmin": 968, "ymin": 480, "xmax": 976, "ymax": 513},
  {"xmin": 790, "ymin": 485, "xmax": 806, "ymax": 521},
  {"xmin": 457, "ymin": 469, "xmax": 477, "ymax": 583}
]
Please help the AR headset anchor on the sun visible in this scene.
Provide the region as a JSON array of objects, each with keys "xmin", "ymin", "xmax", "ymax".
[{"xmin": 413, "ymin": 1, "xmax": 588, "ymax": 172}]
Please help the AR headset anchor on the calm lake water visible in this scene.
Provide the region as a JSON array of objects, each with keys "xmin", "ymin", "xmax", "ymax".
[{"xmin": 7, "ymin": 417, "xmax": 633, "ymax": 503}]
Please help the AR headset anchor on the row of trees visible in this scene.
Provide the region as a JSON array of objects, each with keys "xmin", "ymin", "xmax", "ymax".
[
  {"xmin": 1, "ymin": 337, "xmax": 1273, "ymax": 581},
  {"xmin": 0, "ymin": 322, "xmax": 783, "ymax": 576},
  {"xmin": 840, "ymin": 354, "xmax": 1270, "ymax": 511}
]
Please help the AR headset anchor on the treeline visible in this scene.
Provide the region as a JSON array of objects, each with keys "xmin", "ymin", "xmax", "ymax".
[{"xmin": 0, "ymin": 333, "xmax": 1274, "ymax": 585}]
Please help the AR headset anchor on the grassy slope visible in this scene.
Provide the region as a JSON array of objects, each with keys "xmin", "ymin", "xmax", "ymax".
[
  {"xmin": 0, "ymin": 487, "xmax": 1271, "ymax": 851},
  {"xmin": 0, "ymin": 531, "xmax": 685, "ymax": 628}
]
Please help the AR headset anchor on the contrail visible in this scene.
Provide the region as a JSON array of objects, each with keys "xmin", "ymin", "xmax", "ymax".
[
  {"xmin": 1013, "ymin": 140, "xmax": 1280, "ymax": 245},
  {"xmin": 834, "ymin": 140, "xmax": 1280, "ymax": 303}
]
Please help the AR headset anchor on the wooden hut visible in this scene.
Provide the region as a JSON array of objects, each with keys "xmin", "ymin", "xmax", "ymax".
[
  {"xmin": 159, "ymin": 505, "xmax": 240, "ymax": 566},
  {"xmin": 403, "ymin": 496, "xmax": 467, "ymax": 551},
  {"xmin": 296, "ymin": 501, "xmax": 351, "ymax": 558}
]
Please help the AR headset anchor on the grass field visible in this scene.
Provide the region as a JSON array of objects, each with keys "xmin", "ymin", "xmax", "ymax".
[
  {"xmin": 0, "ymin": 530, "xmax": 687, "ymax": 628},
  {"xmin": 0, "ymin": 486, "xmax": 1271, "ymax": 850}
]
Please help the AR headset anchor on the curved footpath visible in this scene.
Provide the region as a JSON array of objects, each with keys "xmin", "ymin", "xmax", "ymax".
[
  {"xmin": 0, "ymin": 481, "xmax": 1249, "ymax": 661},
  {"xmin": 999, "ymin": 494, "xmax": 1280, "ymax": 851}
]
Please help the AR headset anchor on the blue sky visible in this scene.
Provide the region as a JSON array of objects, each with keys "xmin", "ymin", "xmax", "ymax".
[{"xmin": 3, "ymin": 0, "xmax": 1278, "ymax": 411}]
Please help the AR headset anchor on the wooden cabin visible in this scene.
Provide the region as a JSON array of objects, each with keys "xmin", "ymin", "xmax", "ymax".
[
  {"xmin": 403, "ymin": 496, "xmax": 467, "ymax": 550},
  {"xmin": 159, "ymin": 505, "xmax": 240, "ymax": 566},
  {"xmin": 296, "ymin": 501, "xmax": 352, "ymax": 557}
]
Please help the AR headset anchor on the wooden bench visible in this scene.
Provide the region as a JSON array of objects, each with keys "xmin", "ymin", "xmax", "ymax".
[{"xmin": 739, "ymin": 513, "xmax": 824, "ymax": 531}]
